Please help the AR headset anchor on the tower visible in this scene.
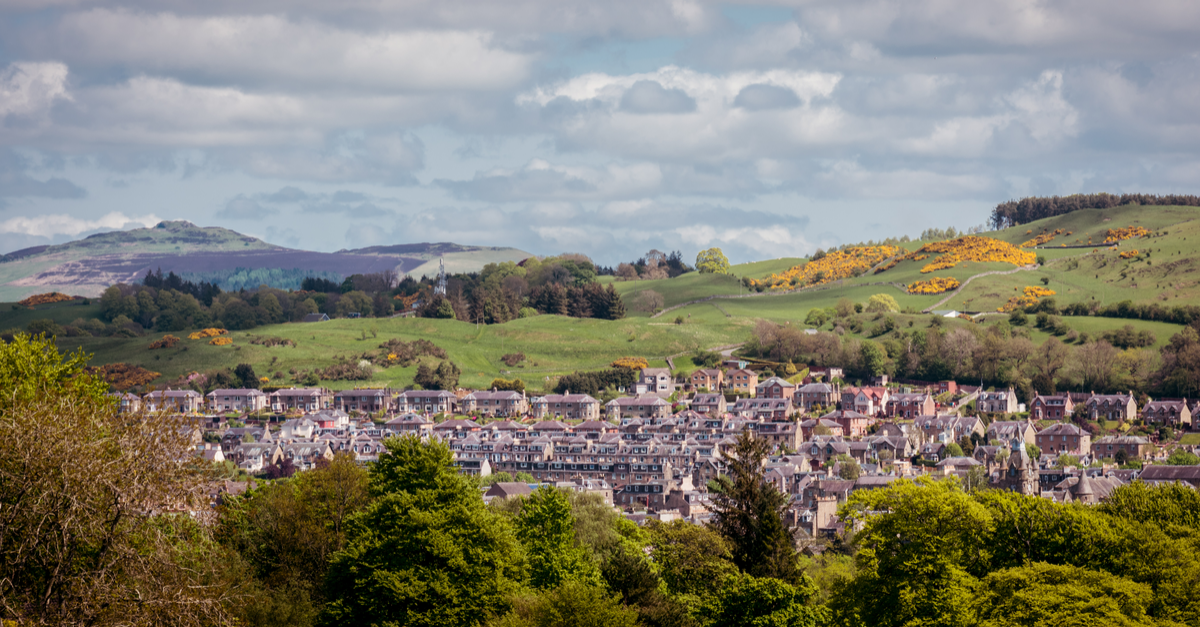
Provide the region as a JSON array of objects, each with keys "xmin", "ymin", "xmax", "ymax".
[{"xmin": 434, "ymin": 257, "xmax": 447, "ymax": 296}]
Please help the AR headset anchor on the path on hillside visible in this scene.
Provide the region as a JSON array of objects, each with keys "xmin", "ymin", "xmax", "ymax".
[
  {"xmin": 648, "ymin": 279, "xmax": 906, "ymax": 319},
  {"xmin": 921, "ymin": 265, "xmax": 1038, "ymax": 313}
]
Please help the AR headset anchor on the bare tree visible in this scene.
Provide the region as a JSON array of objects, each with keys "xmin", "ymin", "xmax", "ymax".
[
  {"xmin": 632, "ymin": 290, "xmax": 665, "ymax": 313},
  {"xmin": 0, "ymin": 392, "xmax": 237, "ymax": 625},
  {"xmin": 615, "ymin": 263, "xmax": 639, "ymax": 281}
]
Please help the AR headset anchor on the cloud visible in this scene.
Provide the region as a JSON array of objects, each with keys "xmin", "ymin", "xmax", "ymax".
[
  {"xmin": 619, "ymin": 80, "xmax": 697, "ymax": 114},
  {"xmin": 365, "ymin": 201, "xmax": 814, "ymax": 264},
  {"xmin": 47, "ymin": 9, "xmax": 534, "ymax": 92},
  {"xmin": 0, "ymin": 62, "xmax": 71, "ymax": 119},
  {"xmin": 216, "ymin": 195, "xmax": 278, "ymax": 220},
  {"xmin": 733, "ymin": 84, "xmax": 801, "ymax": 110},
  {"xmin": 438, "ymin": 159, "xmax": 663, "ymax": 201},
  {"xmin": 0, "ymin": 149, "xmax": 87, "ymax": 200},
  {"xmin": 0, "ymin": 211, "xmax": 161, "ymax": 238}
]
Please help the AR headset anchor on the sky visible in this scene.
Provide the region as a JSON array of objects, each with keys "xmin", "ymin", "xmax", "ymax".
[{"xmin": 2, "ymin": 0, "xmax": 1200, "ymax": 265}]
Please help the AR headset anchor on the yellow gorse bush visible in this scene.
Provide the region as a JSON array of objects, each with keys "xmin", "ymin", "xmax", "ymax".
[
  {"xmin": 908, "ymin": 236, "xmax": 1036, "ymax": 273},
  {"xmin": 1119, "ymin": 250, "xmax": 1139, "ymax": 259},
  {"xmin": 752, "ymin": 246, "xmax": 902, "ymax": 290},
  {"xmin": 999, "ymin": 286, "xmax": 1057, "ymax": 312},
  {"xmin": 188, "ymin": 328, "xmax": 227, "ymax": 340},
  {"xmin": 1020, "ymin": 229, "xmax": 1064, "ymax": 248},
  {"xmin": 209, "ymin": 337, "xmax": 233, "ymax": 346},
  {"xmin": 1104, "ymin": 226, "xmax": 1150, "ymax": 244},
  {"xmin": 611, "ymin": 357, "xmax": 650, "ymax": 370},
  {"xmin": 17, "ymin": 292, "xmax": 74, "ymax": 307},
  {"xmin": 907, "ymin": 277, "xmax": 961, "ymax": 295}
]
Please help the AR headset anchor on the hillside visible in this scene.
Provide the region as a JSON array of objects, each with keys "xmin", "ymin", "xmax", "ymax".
[
  {"xmin": 8, "ymin": 203, "xmax": 1200, "ymax": 393},
  {"xmin": 0, "ymin": 221, "xmax": 532, "ymax": 300}
]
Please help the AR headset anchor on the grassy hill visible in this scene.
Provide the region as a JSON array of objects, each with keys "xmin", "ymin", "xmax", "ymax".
[{"xmin": 11, "ymin": 204, "xmax": 1200, "ymax": 392}]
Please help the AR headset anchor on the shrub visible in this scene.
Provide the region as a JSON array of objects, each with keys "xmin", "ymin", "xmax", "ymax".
[
  {"xmin": 209, "ymin": 337, "xmax": 233, "ymax": 346},
  {"xmin": 148, "ymin": 335, "xmax": 180, "ymax": 349},
  {"xmin": 501, "ymin": 352, "xmax": 527, "ymax": 367},
  {"xmin": 17, "ymin": 292, "xmax": 74, "ymax": 307}
]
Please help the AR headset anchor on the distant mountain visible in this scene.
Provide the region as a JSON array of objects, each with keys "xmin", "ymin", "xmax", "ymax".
[{"xmin": 0, "ymin": 221, "xmax": 531, "ymax": 301}]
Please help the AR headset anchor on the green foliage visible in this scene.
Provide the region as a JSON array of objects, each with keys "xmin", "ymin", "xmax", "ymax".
[
  {"xmin": 976, "ymin": 562, "xmax": 1160, "ymax": 627},
  {"xmin": 865, "ymin": 294, "xmax": 900, "ymax": 313},
  {"xmin": 696, "ymin": 248, "xmax": 732, "ymax": 275},
  {"xmin": 414, "ymin": 359, "xmax": 462, "ymax": 390},
  {"xmin": 709, "ymin": 432, "xmax": 800, "ymax": 582},
  {"xmin": 0, "ymin": 332, "xmax": 108, "ymax": 412},
  {"xmin": 946, "ymin": 442, "xmax": 964, "ymax": 457},
  {"xmin": 489, "ymin": 581, "xmax": 640, "ymax": 627},
  {"xmin": 1165, "ymin": 449, "xmax": 1200, "ymax": 465},
  {"xmin": 514, "ymin": 487, "xmax": 602, "ymax": 590},
  {"xmin": 322, "ymin": 436, "xmax": 527, "ymax": 626},
  {"xmin": 648, "ymin": 520, "xmax": 738, "ymax": 600},
  {"xmin": 218, "ymin": 453, "xmax": 370, "ymax": 600},
  {"xmin": 699, "ymin": 573, "xmax": 826, "ymax": 627}
]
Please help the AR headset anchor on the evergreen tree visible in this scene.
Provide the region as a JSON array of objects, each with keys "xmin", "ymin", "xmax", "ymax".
[{"xmin": 708, "ymin": 432, "xmax": 800, "ymax": 582}]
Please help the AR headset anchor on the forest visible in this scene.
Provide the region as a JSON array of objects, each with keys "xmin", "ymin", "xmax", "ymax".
[
  {"xmin": 4, "ymin": 333, "xmax": 1199, "ymax": 627},
  {"xmin": 988, "ymin": 193, "xmax": 1200, "ymax": 228}
]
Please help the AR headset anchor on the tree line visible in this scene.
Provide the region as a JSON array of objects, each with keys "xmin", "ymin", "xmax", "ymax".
[
  {"xmin": 989, "ymin": 193, "xmax": 1200, "ymax": 228},
  {"xmin": 86, "ymin": 255, "xmax": 627, "ymax": 337},
  {"xmin": 747, "ymin": 302, "xmax": 1200, "ymax": 401}
]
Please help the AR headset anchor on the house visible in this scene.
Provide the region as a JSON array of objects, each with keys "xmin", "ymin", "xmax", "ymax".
[
  {"xmin": 112, "ymin": 392, "xmax": 142, "ymax": 414},
  {"xmin": 637, "ymin": 368, "xmax": 674, "ymax": 396},
  {"xmin": 301, "ymin": 313, "xmax": 330, "ymax": 322},
  {"xmin": 800, "ymin": 418, "xmax": 844, "ymax": 440},
  {"xmin": 977, "ymin": 388, "xmax": 1018, "ymax": 414},
  {"xmin": 1036, "ymin": 423, "xmax": 1091, "ymax": 456},
  {"xmin": 1093, "ymin": 435, "xmax": 1151, "ymax": 461},
  {"xmin": 756, "ymin": 377, "xmax": 797, "ymax": 401},
  {"xmin": 887, "ymin": 392, "xmax": 935, "ymax": 419},
  {"xmin": 810, "ymin": 367, "xmax": 844, "ymax": 382},
  {"xmin": 1030, "ymin": 392, "xmax": 1074, "ymax": 421},
  {"xmin": 840, "ymin": 386, "xmax": 889, "ymax": 415},
  {"xmin": 914, "ymin": 415, "xmax": 985, "ymax": 444},
  {"xmin": 485, "ymin": 482, "xmax": 533, "ymax": 500},
  {"xmin": 459, "ymin": 390, "xmax": 528, "ymax": 417},
  {"xmin": 752, "ymin": 421, "xmax": 801, "ymax": 450},
  {"xmin": 531, "ymin": 393, "xmax": 601, "ymax": 421},
  {"xmin": 384, "ymin": 413, "xmax": 432, "ymax": 435},
  {"xmin": 143, "ymin": 388, "xmax": 204, "ymax": 413},
  {"xmin": 690, "ymin": 393, "xmax": 726, "ymax": 415},
  {"xmin": 689, "ymin": 369, "xmax": 724, "ymax": 391},
  {"xmin": 939, "ymin": 381, "xmax": 958, "ymax": 395},
  {"xmin": 334, "ymin": 388, "xmax": 392, "ymax": 413},
  {"xmin": 795, "ymin": 382, "xmax": 837, "ymax": 411},
  {"xmin": 206, "ymin": 388, "xmax": 270, "ymax": 413},
  {"xmin": 1086, "ymin": 392, "xmax": 1137, "ymax": 422},
  {"xmin": 725, "ymin": 368, "xmax": 759, "ymax": 395},
  {"xmin": 395, "ymin": 390, "xmax": 458, "ymax": 415},
  {"xmin": 730, "ymin": 397, "xmax": 794, "ymax": 421},
  {"xmin": 987, "ymin": 420, "xmax": 1038, "ymax": 448},
  {"xmin": 820, "ymin": 409, "xmax": 874, "ymax": 438},
  {"xmin": 605, "ymin": 395, "xmax": 672, "ymax": 421},
  {"xmin": 1142, "ymin": 400, "xmax": 1192, "ymax": 428},
  {"xmin": 1139, "ymin": 465, "xmax": 1200, "ymax": 488},
  {"xmin": 270, "ymin": 388, "xmax": 333, "ymax": 414}
]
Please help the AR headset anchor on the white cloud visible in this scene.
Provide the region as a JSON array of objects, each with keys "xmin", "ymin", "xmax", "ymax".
[
  {"xmin": 51, "ymin": 9, "xmax": 534, "ymax": 92},
  {"xmin": 0, "ymin": 62, "xmax": 71, "ymax": 118},
  {"xmin": 0, "ymin": 212, "xmax": 162, "ymax": 238}
]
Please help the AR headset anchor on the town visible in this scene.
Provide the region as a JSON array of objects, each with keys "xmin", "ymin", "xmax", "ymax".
[{"xmin": 132, "ymin": 359, "xmax": 1200, "ymax": 537}]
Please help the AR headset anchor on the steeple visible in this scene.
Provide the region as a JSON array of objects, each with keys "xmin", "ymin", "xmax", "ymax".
[{"xmin": 434, "ymin": 256, "xmax": 447, "ymax": 296}]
